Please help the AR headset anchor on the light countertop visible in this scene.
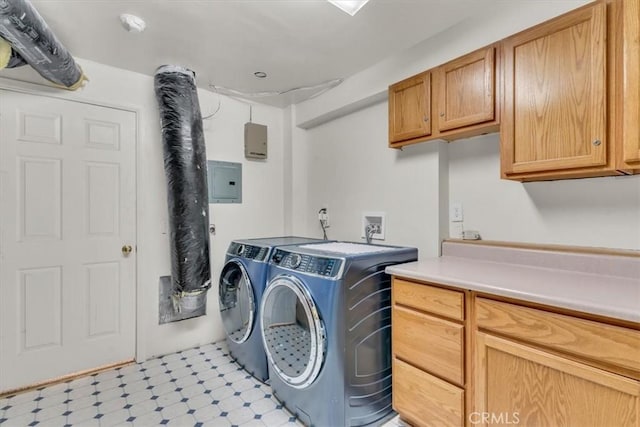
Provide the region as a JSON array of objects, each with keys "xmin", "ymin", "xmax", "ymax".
[{"xmin": 386, "ymin": 242, "xmax": 640, "ymax": 323}]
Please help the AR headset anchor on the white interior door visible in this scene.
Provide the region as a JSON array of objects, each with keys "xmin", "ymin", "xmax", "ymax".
[{"xmin": 0, "ymin": 90, "xmax": 137, "ymax": 393}]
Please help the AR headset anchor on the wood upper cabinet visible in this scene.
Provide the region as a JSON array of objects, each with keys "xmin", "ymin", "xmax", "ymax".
[
  {"xmin": 501, "ymin": 2, "xmax": 609, "ymax": 180},
  {"xmin": 435, "ymin": 46, "xmax": 496, "ymax": 132},
  {"xmin": 475, "ymin": 333, "xmax": 640, "ymax": 427},
  {"xmin": 620, "ymin": 0, "xmax": 640, "ymax": 170},
  {"xmin": 388, "ymin": 71, "xmax": 431, "ymax": 144},
  {"xmin": 388, "ymin": 46, "xmax": 499, "ymax": 148}
]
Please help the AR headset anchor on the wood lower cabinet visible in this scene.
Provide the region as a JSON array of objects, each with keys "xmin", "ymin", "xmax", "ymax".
[
  {"xmin": 394, "ymin": 305, "xmax": 464, "ymax": 386},
  {"xmin": 392, "ymin": 278, "xmax": 467, "ymax": 427},
  {"xmin": 475, "ymin": 297, "xmax": 640, "ymax": 427},
  {"xmin": 476, "ymin": 298, "xmax": 640, "ymax": 376},
  {"xmin": 475, "ymin": 333, "xmax": 640, "ymax": 427},
  {"xmin": 388, "ymin": 45, "xmax": 499, "ymax": 148},
  {"xmin": 394, "ymin": 358, "xmax": 464, "ymax": 427},
  {"xmin": 391, "ymin": 276, "xmax": 640, "ymax": 427}
]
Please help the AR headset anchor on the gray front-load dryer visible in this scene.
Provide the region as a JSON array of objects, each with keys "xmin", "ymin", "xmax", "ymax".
[
  {"xmin": 218, "ymin": 237, "xmax": 329, "ymax": 382},
  {"xmin": 260, "ymin": 242, "xmax": 418, "ymax": 426}
]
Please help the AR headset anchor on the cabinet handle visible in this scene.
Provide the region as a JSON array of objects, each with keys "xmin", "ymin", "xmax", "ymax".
[
  {"xmin": 592, "ymin": 139, "xmax": 602, "ymax": 146},
  {"xmin": 440, "ymin": 112, "xmax": 445, "ymax": 117},
  {"xmin": 423, "ymin": 116, "xmax": 429, "ymax": 122}
]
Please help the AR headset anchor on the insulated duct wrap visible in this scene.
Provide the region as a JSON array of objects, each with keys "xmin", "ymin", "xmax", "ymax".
[
  {"xmin": 0, "ymin": 0, "xmax": 86, "ymax": 88},
  {"xmin": 154, "ymin": 65, "xmax": 211, "ymax": 315},
  {"xmin": 0, "ymin": 38, "xmax": 26, "ymax": 68}
]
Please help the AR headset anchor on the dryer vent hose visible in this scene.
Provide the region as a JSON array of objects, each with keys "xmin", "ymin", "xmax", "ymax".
[
  {"xmin": 154, "ymin": 65, "xmax": 211, "ymax": 314},
  {"xmin": 0, "ymin": 0, "xmax": 87, "ymax": 89}
]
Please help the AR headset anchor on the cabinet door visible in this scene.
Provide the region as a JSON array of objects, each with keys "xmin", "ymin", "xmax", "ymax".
[
  {"xmin": 436, "ymin": 46, "xmax": 495, "ymax": 132},
  {"xmin": 621, "ymin": 0, "xmax": 640, "ymax": 169},
  {"xmin": 475, "ymin": 333, "xmax": 640, "ymax": 427},
  {"xmin": 388, "ymin": 72, "xmax": 431, "ymax": 144},
  {"xmin": 501, "ymin": 3, "xmax": 607, "ymax": 176}
]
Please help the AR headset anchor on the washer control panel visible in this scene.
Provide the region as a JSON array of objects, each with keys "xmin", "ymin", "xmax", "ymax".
[
  {"xmin": 228, "ymin": 243, "xmax": 269, "ymax": 262},
  {"xmin": 271, "ymin": 249, "xmax": 342, "ymax": 278}
]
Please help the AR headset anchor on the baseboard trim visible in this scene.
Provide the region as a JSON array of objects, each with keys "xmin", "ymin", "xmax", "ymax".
[{"xmin": 0, "ymin": 359, "xmax": 135, "ymax": 398}]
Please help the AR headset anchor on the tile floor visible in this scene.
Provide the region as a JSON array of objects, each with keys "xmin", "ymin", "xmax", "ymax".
[{"xmin": 0, "ymin": 341, "xmax": 404, "ymax": 427}]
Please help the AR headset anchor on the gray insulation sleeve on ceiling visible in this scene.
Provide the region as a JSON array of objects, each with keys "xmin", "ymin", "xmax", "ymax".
[
  {"xmin": 154, "ymin": 65, "xmax": 211, "ymax": 302},
  {"xmin": 3, "ymin": 46, "xmax": 27, "ymax": 68},
  {"xmin": 0, "ymin": 0, "xmax": 86, "ymax": 88}
]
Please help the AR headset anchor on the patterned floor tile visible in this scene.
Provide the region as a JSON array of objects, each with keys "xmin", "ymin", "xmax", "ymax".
[
  {"xmin": 33, "ymin": 403, "xmax": 67, "ymax": 422},
  {"xmin": 227, "ymin": 406, "xmax": 255, "ymax": 425},
  {"xmin": 260, "ymin": 408, "xmax": 294, "ymax": 426},
  {"xmin": 98, "ymin": 408, "xmax": 130, "ymax": 427},
  {"xmin": 0, "ymin": 340, "xmax": 401, "ymax": 427},
  {"xmin": 65, "ymin": 405, "xmax": 98, "ymax": 424},
  {"xmin": 239, "ymin": 388, "xmax": 266, "ymax": 404},
  {"xmin": 0, "ymin": 412, "xmax": 35, "ymax": 426},
  {"xmin": 126, "ymin": 398, "xmax": 156, "ymax": 418},
  {"xmin": 131, "ymin": 410, "xmax": 163, "ymax": 426}
]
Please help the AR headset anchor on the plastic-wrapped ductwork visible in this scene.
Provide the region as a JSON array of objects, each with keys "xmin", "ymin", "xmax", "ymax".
[
  {"xmin": 154, "ymin": 65, "xmax": 211, "ymax": 316},
  {"xmin": 0, "ymin": 0, "xmax": 86, "ymax": 88},
  {"xmin": 0, "ymin": 38, "xmax": 26, "ymax": 69}
]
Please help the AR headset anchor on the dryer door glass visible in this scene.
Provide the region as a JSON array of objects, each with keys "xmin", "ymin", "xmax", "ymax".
[
  {"xmin": 219, "ymin": 261, "xmax": 255, "ymax": 344},
  {"xmin": 260, "ymin": 275, "xmax": 325, "ymax": 389}
]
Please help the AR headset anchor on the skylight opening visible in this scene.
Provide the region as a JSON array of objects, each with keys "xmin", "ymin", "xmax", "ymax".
[{"xmin": 327, "ymin": 0, "xmax": 371, "ymax": 16}]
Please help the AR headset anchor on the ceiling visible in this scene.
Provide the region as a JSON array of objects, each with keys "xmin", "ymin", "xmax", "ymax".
[{"xmin": 26, "ymin": 0, "xmax": 491, "ymax": 107}]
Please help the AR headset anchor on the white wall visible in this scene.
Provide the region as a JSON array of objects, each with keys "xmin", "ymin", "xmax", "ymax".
[
  {"xmin": 0, "ymin": 58, "xmax": 286, "ymax": 360},
  {"xmin": 291, "ymin": 0, "xmax": 640, "ymax": 253},
  {"xmin": 290, "ymin": 102, "xmax": 446, "ymax": 258},
  {"xmin": 448, "ymin": 135, "xmax": 640, "ymax": 250},
  {"xmin": 296, "ymin": 0, "xmax": 589, "ymax": 128}
]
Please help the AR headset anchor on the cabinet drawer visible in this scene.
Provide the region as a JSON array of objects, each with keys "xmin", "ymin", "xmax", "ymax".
[
  {"xmin": 476, "ymin": 298, "xmax": 640, "ymax": 374},
  {"xmin": 393, "ymin": 358, "xmax": 464, "ymax": 427},
  {"xmin": 393, "ymin": 305, "xmax": 464, "ymax": 386},
  {"xmin": 394, "ymin": 278, "xmax": 464, "ymax": 321}
]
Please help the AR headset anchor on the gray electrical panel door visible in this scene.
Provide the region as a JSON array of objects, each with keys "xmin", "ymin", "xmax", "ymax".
[
  {"xmin": 208, "ymin": 160, "xmax": 242, "ymax": 203},
  {"xmin": 245, "ymin": 122, "xmax": 267, "ymax": 159}
]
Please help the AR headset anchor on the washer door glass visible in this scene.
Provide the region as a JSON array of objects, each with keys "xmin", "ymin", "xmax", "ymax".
[
  {"xmin": 260, "ymin": 275, "xmax": 325, "ymax": 389},
  {"xmin": 219, "ymin": 261, "xmax": 255, "ymax": 344}
]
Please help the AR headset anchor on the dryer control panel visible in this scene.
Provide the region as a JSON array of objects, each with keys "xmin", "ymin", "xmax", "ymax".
[
  {"xmin": 228, "ymin": 242, "xmax": 269, "ymax": 262},
  {"xmin": 271, "ymin": 249, "xmax": 342, "ymax": 278}
]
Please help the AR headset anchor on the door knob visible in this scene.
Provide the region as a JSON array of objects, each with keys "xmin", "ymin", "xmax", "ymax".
[{"xmin": 122, "ymin": 245, "xmax": 133, "ymax": 257}]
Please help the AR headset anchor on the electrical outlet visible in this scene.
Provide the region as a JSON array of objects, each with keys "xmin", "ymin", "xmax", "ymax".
[
  {"xmin": 451, "ymin": 222, "xmax": 464, "ymax": 239},
  {"xmin": 450, "ymin": 203, "xmax": 463, "ymax": 222},
  {"xmin": 318, "ymin": 207, "xmax": 330, "ymax": 228}
]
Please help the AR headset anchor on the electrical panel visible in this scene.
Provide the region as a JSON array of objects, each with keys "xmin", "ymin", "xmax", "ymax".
[
  {"xmin": 244, "ymin": 122, "xmax": 268, "ymax": 160},
  {"xmin": 207, "ymin": 160, "xmax": 242, "ymax": 203}
]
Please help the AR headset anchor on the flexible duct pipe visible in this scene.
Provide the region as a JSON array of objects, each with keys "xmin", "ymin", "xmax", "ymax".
[
  {"xmin": 154, "ymin": 65, "xmax": 211, "ymax": 315},
  {"xmin": 0, "ymin": 0, "xmax": 86, "ymax": 88},
  {"xmin": 0, "ymin": 38, "xmax": 26, "ymax": 68}
]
